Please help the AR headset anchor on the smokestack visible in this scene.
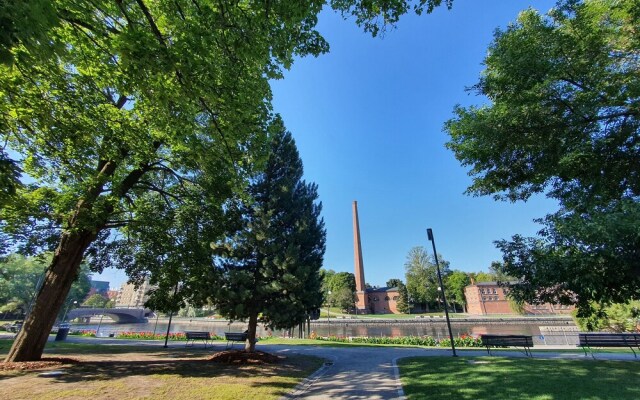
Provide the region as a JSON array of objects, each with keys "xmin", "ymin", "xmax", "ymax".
[{"xmin": 353, "ymin": 201, "xmax": 366, "ymax": 292}]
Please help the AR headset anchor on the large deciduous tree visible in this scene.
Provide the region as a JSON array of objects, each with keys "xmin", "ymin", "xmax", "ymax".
[
  {"xmin": 212, "ymin": 125, "xmax": 326, "ymax": 352},
  {"xmin": 1, "ymin": 0, "xmax": 454, "ymax": 362},
  {"xmin": 404, "ymin": 246, "xmax": 450, "ymax": 311},
  {"xmin": 445, "ymin": 270, "xmax": 470, "ymax": 313},
  {"xmin": 445, "ymin": 0, "xmax": 640, "ymax": 315},
  {"xmin": 1, "ymin": 0, "xmax": 326, "ymax": 362}
]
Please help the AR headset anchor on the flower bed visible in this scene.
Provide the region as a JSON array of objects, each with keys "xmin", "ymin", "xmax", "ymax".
[{"xmin": 314, "ymin": 334, "xmax": 483, "ymax": 347}]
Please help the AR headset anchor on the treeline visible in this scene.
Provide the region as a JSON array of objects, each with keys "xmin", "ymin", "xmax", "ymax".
[{"xmin": 322, "ymin": 245, "xmax": 510, "ymax": 314}]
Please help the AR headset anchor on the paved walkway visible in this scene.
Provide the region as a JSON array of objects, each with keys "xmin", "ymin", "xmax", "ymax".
[
  {"xmin": 261, "ymin": 344, "xmax": 638, "ymax": 400},
  {"xmin": 3, "ymin": 334, "xmax": 638, "ymax": 399}
]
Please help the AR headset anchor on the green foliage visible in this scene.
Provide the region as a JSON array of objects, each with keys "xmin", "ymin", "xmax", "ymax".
[
  {"xmin": 330, "ymin": 0, "xmax": 454, "ymax": 37},
  {"xmin": 315, "ymin": 334, "xmax": 482, "ymax": 347},
  {"xmin": 0, "ymin": 0, "xmax": 58, "ymax": 64},
  {"xmin": 444, "ymin": 0, "xmax": 640, "ymax": 315},
  {"xmin": 386, "ymin": 278, "xmax": 403, "ymax": 288},
  {"xmin": 575, "ymin": 301, "xmax": 640, "ymax": 332},
  {"xmin": 396, "ymin": 282, "xmax": 409, "ymax": 314},
  {"xmin": 330, "ymin": 272, "xmax": 357, "ymax": 293},
  {"xmin": 212, "ymin": 126, "xmax": 326, "ymax": 344},
  {"xmin": 404, "ymin": 247, "xmax": 450, "ymax": 309},
  {"xmin": 496, "ymin": 200, "xmax": 640, "ymax": 314},
  {"xmin": 507, "ymin": 297, "xmax": 525, "ymax": 315},
  {"xmin": 323, "ymin": 271, "xmax": 356, "ymax": 310},
  {"xmin": 445, "ymin": 270, "xmax": 470, "ymax": 312},
  {"xmin": 0, "ymin": 254, "xmax": 47, "ymax": 314},
  {"xmin": 330, "ymin": 287, "xmax": 357, "ymax": 311},
  {"xmin": 82, "ymin": 294, "xmax": 108, "ymax": 308},
  {"xmin": 0, "ymin": 253, "xmax": 90, "ymax": 315}
]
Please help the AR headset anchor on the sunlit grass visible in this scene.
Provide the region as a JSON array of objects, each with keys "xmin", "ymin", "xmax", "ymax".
[{"xmin": 399, "ymin": 356, "xmax": 640, "ymax": 400}]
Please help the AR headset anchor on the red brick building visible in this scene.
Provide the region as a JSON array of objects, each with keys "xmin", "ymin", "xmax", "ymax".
[
  {"xmin": 366, "ymin": 287, "xmax": 400, "ymax": 314},
  {"xmin": 464, "ymin": 282, "xmax": 574, "ymax": 315},
  {"xmin": 353, "ymin": 201, "xmax": 401, "ymax": 314}
]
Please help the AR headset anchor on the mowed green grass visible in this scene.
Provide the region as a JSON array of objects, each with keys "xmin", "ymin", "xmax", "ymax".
[{"xmin": 399, "ymin": 356, "xmax": 640, "ymax": 400}]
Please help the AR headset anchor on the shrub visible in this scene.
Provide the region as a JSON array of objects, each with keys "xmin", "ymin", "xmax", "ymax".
[{"xmin": 315, "ymin": 334, "xmax": 482, "ymax": 347}]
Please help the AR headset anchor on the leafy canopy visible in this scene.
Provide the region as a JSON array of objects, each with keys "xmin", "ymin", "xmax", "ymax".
[{"xmin": 444, "ymin": 0, "xmax": 640, "ymax": 314}]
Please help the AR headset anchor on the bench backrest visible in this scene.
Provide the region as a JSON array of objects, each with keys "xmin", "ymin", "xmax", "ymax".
[
  {"xmin": 225, "ymin": 332, "xmax": 248, "ymax": 341},
  {"xmin": 578, "ymin": 333, "xmax": 640, "ymax": 347},
  {"xmin": 185, "ymin": 331, "xmax": 210, "ymax": 339},
  {"xmin": 481, "ymin": 335, "xmax": 533, "ymax": 347}
]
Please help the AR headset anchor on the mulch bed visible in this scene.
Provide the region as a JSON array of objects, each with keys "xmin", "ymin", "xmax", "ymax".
[
  {"xmin": 0, "ymin": 357, "xmax": 79, "ymax": 371},
  {"xmin": 208, "ymin": 350, "xmax": 284, "ymax": 364}
]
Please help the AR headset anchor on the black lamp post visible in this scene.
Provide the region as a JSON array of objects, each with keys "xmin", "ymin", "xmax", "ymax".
[{"xmin": 427, "ymin": 228, "xmax": 457, "ymax": 357}]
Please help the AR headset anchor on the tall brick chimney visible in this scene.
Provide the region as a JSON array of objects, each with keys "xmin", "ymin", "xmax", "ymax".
[{"xmin": 353, "ymin": 201, "xmax": 368, "ymax": 312}]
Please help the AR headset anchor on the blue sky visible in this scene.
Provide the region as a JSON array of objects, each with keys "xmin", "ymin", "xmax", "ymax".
[{"xmin": 98, "ymin": 0, "xmax": 559, "ymax": 289}]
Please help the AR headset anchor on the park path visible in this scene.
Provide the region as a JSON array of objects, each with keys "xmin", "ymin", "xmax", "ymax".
[
  {"xmin": 266, "ymin": 345, "xmax": 435, "ymax": 399},
  {"xmin": 10, "ymin": 334, "xmax": 636, "ymax": 400},
  {"xmin": 258, "ymin": 344, "xmax": 639, "ymax": 400}
]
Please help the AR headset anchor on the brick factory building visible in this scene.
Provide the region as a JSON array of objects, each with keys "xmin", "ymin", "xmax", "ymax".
[
  {"xmin": 353, "ymin": 201, "xmax": 401, "ymax": 314},
  {"xmin": 464, "ymin": 281, "xmax": 574, "ymax": 315}
]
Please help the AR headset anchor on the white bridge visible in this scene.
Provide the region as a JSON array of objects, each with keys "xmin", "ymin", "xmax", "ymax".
[{"xmin": 66, "ymin": 307, "xmax": 150, "ymax": 323}]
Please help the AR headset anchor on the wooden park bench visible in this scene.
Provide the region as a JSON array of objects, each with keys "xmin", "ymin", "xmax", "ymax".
[
  {"xmin": 185, "ymin": 331, "xmax": 211, "ymax": 348},
  {"xmin": 224, "ymin": 332, "xmax": 248, "ymax": 349},
  {"xmin": 481, "ymin": 334, "xmax": 534, "ymax": 357},
  {"xmin": 578, "ymin": 333, "xmax": 640, "ymax": 359}
]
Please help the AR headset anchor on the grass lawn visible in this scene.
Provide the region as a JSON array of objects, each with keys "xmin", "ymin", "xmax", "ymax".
[
  {"xmin": 0, "ymin": 339, "xmax": 323, "ymax": 400},
  {"xmin": 399, "ymin": 356, "xmax": 640, "ymax": 400}
]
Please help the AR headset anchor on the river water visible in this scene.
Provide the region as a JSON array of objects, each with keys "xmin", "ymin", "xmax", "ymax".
[{"xmin": 70, "ymin": 316, "xmax": 579, "ymax": 345}]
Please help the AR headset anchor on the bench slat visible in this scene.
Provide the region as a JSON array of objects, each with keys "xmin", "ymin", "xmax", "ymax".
[
  {"xmin": 578, "ymin": 333, "xmax": 639, "ymax": 358},
  {"xmin": 481, "ymin": 334, "xmax": 533, "ymax": 357},
  {"xmin": 224, "ymin": 332, "xmax": 248, "ymax": 349},
  {"xmin": 184, "ymin": 331, "xmax": 211, "ymax": 348}
]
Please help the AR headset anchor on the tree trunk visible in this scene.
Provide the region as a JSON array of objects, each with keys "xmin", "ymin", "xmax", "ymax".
[
  {"xmin": 245, "ymin": 312, "xmax": 258, "ymax": 352},
  {"xmin": 5, "ymin": 229, "xmax": 97, "ymax": 362}
]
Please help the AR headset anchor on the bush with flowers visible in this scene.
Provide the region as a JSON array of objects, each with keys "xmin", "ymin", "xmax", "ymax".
[
  {"xmin": 313, "ymin": 334, "xmax": 482, "ymax": 347},
  {"xmin": 115, "ymin": 331, "xmax": 224, "ymax": 341}
]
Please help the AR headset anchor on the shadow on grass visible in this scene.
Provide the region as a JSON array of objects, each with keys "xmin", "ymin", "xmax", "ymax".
[
  {"xmin": 50, "ymin": 354, "xmax": 318, "ymax": 382},
  {"xmin": 400, "ymin": 356, "xmax": 640, "ymax": 400}
]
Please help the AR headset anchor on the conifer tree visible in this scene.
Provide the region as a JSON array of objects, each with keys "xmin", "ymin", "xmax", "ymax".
[{"xmin": 213, "ymin": 121, "xmax": 325, "ymax": 352}]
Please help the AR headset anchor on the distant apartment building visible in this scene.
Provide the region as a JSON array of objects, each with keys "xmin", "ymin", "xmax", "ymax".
[
  {"xmin": 115, "ymin": 278, "xmax": 154, "ymax": 308},
  {"xmin": 106, "ymin": 290, "xmax": 119, "ymax": 301},
  {"xmin": 464, "ymin": 281, "xmax": 574, "ymax": 315}
]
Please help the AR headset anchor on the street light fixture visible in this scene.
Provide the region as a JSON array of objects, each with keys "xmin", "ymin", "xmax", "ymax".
[
  {"xmin": 61, "ymin": 300, "xmax": 78, "ymax": 323},
  {"xmin": 427, "ymin": 228, "xmax": 457, "ymax": 357}
]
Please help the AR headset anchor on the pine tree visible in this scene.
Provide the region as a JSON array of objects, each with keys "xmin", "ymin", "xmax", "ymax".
[{"xmin": 213, "ymin": 122, "xmax": 326, "ymax": 352}]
